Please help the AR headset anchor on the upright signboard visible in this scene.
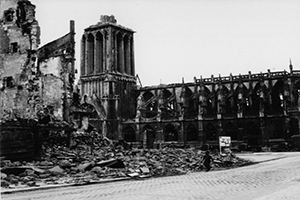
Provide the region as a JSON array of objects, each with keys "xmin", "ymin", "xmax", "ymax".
[{"xmin": 219, "ymin": 136, "xmax": 231, "ymax": 154}]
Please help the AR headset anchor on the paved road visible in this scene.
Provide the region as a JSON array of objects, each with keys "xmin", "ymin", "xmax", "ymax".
[{"xmin": 2, "ymin": 152, "xmax": 300, "ymax": 200}]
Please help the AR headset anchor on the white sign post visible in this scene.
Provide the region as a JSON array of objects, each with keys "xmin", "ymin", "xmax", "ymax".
[{"xmin": 219, "ymin": 136, "xmax": 231, "ymax": 154}]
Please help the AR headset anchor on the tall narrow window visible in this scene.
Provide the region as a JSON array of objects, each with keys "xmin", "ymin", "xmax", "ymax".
[
  {"xmin": 124, "ymin": 35, "xmax": 130, "ymax": 74},
  {"xmin": 87, "ymin": 33, "xmax": 94, "ymax": 74},
  {"xmin": 95, "ymin": 32, "xmax": 103, "ymax": 73},
  {"xmin": 81, "ymin": 35, "xmax": 86, "ymax": 75},
  {"xmin": 116, "ymin": 32, "xmax": 124, "ymax": 73}
]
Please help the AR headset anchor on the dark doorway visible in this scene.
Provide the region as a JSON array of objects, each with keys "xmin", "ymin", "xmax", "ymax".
[
  {"xmin": 164, "ymin": 124, "xmax": 178, "ymax": 141},
  {"xmin": 186, "ymin": 124, "xmax": 198, "ymax": 141},
  {"xmin": 123, "ymin": 126, "xmax": 136, "ymax": 142},
  {"xmin": 144, "ymin": 126, "xmax": 155, "ymax": 149},
  {"xmin": 290, "ymin": 118, "xmax": 299, "ymax": 136}
]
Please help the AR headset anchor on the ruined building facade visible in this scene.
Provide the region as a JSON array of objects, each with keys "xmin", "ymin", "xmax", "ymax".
[
  {"xmin": 0, "ymin": 0, "xmax": 75, "ymax": 158},
  {"xmin": 133, "ymin": 69, "xmax": 300, "ymax": 149},
  {"xmin": 79, "ymin": 15, "xmax": 136, "ymax": 139},
  {"xmin": 81, "ymin": 17, "xmax": 300, "ymax": 149}
]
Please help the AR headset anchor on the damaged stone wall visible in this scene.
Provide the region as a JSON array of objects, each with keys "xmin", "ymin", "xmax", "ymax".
[
  {"xmin": 130, "ymin": 68, "xmax": 300, "ymax": 149},
  {"xmin": 0, "ymin": 0, "xmax": 75, "ymax": 123},
  {"xmin": 0, "ymin": 0, "xmax": 75, "ymax": 159},
  {"xmin": 37, "ymin": 21, "xmax": 75, "ymax": 121},
  {"xmin": 0, "ymin": 0, "xmax": 41, "ymax": 121}
]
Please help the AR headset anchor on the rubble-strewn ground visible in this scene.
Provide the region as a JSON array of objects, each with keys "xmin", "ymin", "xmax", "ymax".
[
  {"xmin": 1, "ymin": 131, "xmax": 252, "ymax": 190},
  {"xmin": 2, "ymin": 152, "xmax": 300, "ymax": 200}
]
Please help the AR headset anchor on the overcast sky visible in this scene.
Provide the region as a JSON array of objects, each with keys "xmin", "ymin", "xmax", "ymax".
[{"xmin": 32, "ymin": 0, "xmax": 300, "ymax": 86}]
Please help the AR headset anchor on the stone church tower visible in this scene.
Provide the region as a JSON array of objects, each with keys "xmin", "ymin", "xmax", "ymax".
[{"xmin": 80, "ymin": 15, "xmax": 137, "ymax": 139}]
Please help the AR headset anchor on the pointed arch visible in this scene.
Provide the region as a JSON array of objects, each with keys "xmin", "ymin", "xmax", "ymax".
[
  {"xmin": 216, "ymin": 84, "xmax": 231, "ymax": 114},
  {"xmin": 271, "ymin": 80, "xmax": 284, "ymax": 114},
  {"xmin": 199, "ymin": 85, "xmax": 213, "ymax": 116},
  {"xmin": 250, "ymin": 82, "xmax": 268, "ymax": 115},
  {"xmin": 142, "ymin": 91, "xmax": 157, "ymax": 118},
  {"xmin": 234, "ymin": 83, "xmax": 249, "ymax": 115},
  {"xmin": 181, "ymin": 86, "xmax": 196, "ymax": 118}
]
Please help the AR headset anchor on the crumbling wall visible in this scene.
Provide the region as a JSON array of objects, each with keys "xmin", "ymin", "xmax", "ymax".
[
  {"xmin": 0, "ymin": 0, "xmax": 75, "ymax": 160},
  {"xmin": 37, "ymin": 23, "xmax": 76, "ymax": 122},
  {"xmin": 0, "ymin": 0, "xmax": 75, "ymax": 123},
  {"xmin": 0, "ymin": 0, "xmax": 41, "ymax": 121}
]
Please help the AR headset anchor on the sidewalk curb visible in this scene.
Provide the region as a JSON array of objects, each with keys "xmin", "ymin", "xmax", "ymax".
[
  {"xmin": 1, "ymin": 177, "xmax": 131, "ymax": 195},
  {"xmin": 256, "ymin": 156, "xmax": 287, "ymax": 163}
]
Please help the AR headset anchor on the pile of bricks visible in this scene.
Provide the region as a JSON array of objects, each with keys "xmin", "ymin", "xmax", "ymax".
[{"xmin": 1, "ymin": 133, "xmax": 252, "ymax": 189}]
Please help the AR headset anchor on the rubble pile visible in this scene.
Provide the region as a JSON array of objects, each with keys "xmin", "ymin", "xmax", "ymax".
[{"xmin": 1, "ymin": 133, "xmax": 252, "ymax": 189}]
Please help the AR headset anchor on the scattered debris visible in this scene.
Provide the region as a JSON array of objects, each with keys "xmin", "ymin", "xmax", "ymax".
[{"xmin": 0, "ymin": 132, "xmax": 253, "ymax": 189}]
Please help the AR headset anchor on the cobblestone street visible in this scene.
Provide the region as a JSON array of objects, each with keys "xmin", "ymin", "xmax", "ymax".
[{"xmin": 2, "ymin": 152, "xmax": 300, "ymax": 200}]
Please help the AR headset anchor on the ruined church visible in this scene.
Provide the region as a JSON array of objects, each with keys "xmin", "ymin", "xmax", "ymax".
[
  {"xmin": 1, "ymin": 0, "xmax": 300, "ymax": 158},
  {"xmin": 79, "ymin": 16, "xmax": 300, "ymax": 149}
]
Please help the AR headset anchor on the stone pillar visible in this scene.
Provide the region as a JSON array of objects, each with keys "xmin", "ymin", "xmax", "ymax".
[
  {"xmin": 130, "ymin": 36, "xmax": 135, "ymax": 76},
  {"xmin": 136, "ymin": 124, "xmax": 140, "ymax": 144},
  {"xmin": 80, "ymin": 36, "xmax": 86, "ymax": 76},
  {"xmin": 156, "ymin": 129, "xmax": 163, "ymax": 149},
  {"xmin": 198, "ymin": 120, "xmax": 204, "ymax": 146},
  {"xmin": 230, "ymin": 81, "xmax": 235, "ymax": 112},
  {"xmin": 93, "ymin": 33, "xmax": 97, "ymax": 74},
  {"xmin": 283, "ymin": 80, "xmax": 289, "ymax": 116},
  {"xmin": 120, "ymin": 34, "xmax": 125, "ymax": 73},
  {"xmin": 248, "ymin": 71, "xmax": 253, "ymax": 107},
  {"xmin": 125, "ymin": 35, "xmax": 131, "ymax": 75},
  {"xmin": 81, "ymin": 80, "xmax": 85, "ymax": 96},
  {"xmin": 98, "ymin": 80, "xmax": 101, "ymax": 98},
  {"xmin": 259, "ymin": 118, "xmax": 266, "ymax": 146},
  {"xmin": 101, "ymin": 30, "xmax": 107, "ymax": 72},
  {"xmin": 179, "ymin": 121, "xmax": 185, "ymax": 144},
  {"xmin": 217, "ymin": 119, "xmax": 223, "ymax": 137},
  {"xmin": 84, "ymin": 35, "xmax": 88, "ymax": 76},
  {"xmin": 237, "ymin": 119, "xmax": 243, "ymax": 141},
  {"xmin": 114, "ymin": 32, "xmax": 118, "ymax": 72},
  {"xmin": 211, "ymin": 76, "xmax": 216, "ymax": 114},
  {"xmin": 107, "ymin": 28, "xmax": 113, "ymax": 72},
  {"xmin": 267, "ymin": 70, "xmax": 273, "ymax": 105},
  {"xmin": 259, "ymin": 92, "xmax": 265, "ymax": 117},
  {"xmin": 288, "ymin": 78, "xmax": 295, "ymax": 107},
  {"xmin": 285, "ymin": 117, "xmax": 290, "ymax": 139},
  {"xmin": 86, "ymin": 81, "xmax": 89, "ymax": 96},
  {"xmin": 102, "ymin": 120, "xmax": 107, "ymax": 137},
  {"xmin": 248, "ymin": 82, "xmax": 253, "ymax": 107},
  {"xmin": 143, "ymin": 129, "xmax": 147, "ymax": 149},
  {"xmin": 115, "ymin": 95, "xmax": 122, "ymax": 140},
  {"xmin": 89, "ymin": 81, "xmax": 92, "ymax": 97}
]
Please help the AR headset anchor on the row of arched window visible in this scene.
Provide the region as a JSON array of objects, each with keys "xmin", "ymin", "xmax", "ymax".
[
  {"xmin": 137, "ymin": 79, "xmax": 300, "ymax": 119},
  {"xmin": 81, "ymin": 31, "xmax": 134, "ymax": 76}
]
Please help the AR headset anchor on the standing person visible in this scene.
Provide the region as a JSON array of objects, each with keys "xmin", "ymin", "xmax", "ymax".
[{"xmin": 202, "ymin": 150, "xmax": 213, "ymax": 171}]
